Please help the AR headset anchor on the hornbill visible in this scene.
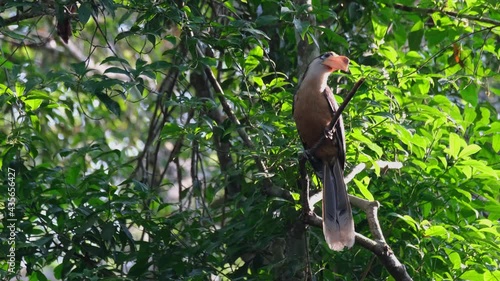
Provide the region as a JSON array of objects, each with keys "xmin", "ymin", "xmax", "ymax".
[{"xmin": 293, "ymin": 52, "xmax": 355, "ymax": 251}]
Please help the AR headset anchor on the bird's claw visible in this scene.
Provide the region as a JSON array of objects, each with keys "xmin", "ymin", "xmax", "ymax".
[{"xmin": 324, "ymin": 127, "xmax": 335, "ymax": 140}]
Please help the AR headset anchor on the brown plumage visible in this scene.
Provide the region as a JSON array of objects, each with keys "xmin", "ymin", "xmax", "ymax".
[{"xmin": 293, "ymin": 52, "xmax": 355, "ymax": 251}]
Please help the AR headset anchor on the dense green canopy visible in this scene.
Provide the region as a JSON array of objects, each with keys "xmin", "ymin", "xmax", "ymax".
[{"xmin": 1, "ymin": 0, "xmax": 499, "ymax": 280}]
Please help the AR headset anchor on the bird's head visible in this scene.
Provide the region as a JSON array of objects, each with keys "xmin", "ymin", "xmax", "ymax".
[
  {"xmin": 319, "ymin": 51, "xmax": 350, "ymax": 73},
  {"xmin": 299, "ymin": 52, "xmax": 350, "ymax": 91}
]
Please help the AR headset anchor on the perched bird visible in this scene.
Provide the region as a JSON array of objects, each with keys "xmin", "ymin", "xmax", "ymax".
[{"xmin": 293, "ymin": 52, "xmax": 355, "ymax": 251}]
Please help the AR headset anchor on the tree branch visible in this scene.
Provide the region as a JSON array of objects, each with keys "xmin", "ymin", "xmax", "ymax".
[
  {"xmin": 1, "ymin": 8, "xmax": 54, "ymax": 26},
  {"xmin": 307, "ymin": 78, "xmax": 365, "ymax": 155},
  {"xmin": 302, "ymin": 200, "xmax": 412, "ymax": 280},
  {"xmin": 327, "ymin": 78, "xmax": 365, "ymax": 135},
  {"xmin": 200, "ymin": 48, "xmax": 294, "ymax": 202},
  {"xmin": 191, "ymin": 71, "xmax": 241, "ymax": 197},
  {"xmin": 177, "ymin": 4, "xmax": 293, "ymax": 201},
  {"xmin": 309, "ymin": 161, "xmax": 402, "ymax": 207},
  {"xmin": 300, "ymin": 159, "xmax": 411, "ymax": 280},
  {"xmin": 393, "ymin": 3, "xmax": 500, "ymax": 26}
]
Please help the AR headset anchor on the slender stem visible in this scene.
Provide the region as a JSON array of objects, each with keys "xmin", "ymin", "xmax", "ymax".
[
  {"xmin": 394, "ymin": 3, "xmax": 500, "ymax": 26},
  {"xmin": 307, "ymin": 78, "xmax": 365, "ymax": 154}
]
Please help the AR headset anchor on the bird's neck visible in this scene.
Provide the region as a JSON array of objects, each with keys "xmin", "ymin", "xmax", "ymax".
[{"xmin": 300, "ymin": 71, "xmax": 330, "ymax": 94}]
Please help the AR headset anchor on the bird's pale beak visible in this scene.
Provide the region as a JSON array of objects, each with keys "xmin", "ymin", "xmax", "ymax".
[{"xmin": 322, "ymin": 55, "xmax": 350, "ymax": 72}]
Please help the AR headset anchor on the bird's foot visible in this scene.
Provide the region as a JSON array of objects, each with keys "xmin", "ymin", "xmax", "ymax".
[{"xmin": 324, "ymin": 127, "xmax": 336, "ymax": 140}]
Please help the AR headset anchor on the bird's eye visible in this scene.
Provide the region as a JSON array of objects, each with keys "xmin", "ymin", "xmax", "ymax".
[{"xmin": 323, "ymin": 53, "xmax": 331, "ymax": 58}]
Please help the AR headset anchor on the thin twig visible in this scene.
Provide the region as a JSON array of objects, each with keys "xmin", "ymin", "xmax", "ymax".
[
  {"xmin": 328, "ymin": 78, "xmax": 366, "ymax": 134},
  {"xmin": 394, "ymin": 3, "xmax": 500, "ymax": 26},
  {"xmin": 404, "ymin": 26, "xmax": 495, "ymax": 78}
]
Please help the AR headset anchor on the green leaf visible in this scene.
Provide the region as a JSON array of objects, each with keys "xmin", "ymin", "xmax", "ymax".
[
  {"xmin": 244, "ymin": 46, "xmax": 264, "ymax": 73},
  {"xmin": 293, "ymin": 18, "xmax": 308, "ymax": 40},
  {"xmin": 24, "ymin": 97, "xmax": 43, "ymax": 111},
  {"xmin": 492, "ymin": 134, "xmax": 500, "ymax": 153},
  {"xmin": 101, "ymin": 222, "xmax": 115, "ymax": 241},
  {"xmin": 249, "ymin": 45, "xmax": 263, "ymax": 58},
  {"xmin": 459, "ymin": 159, "xmax": 499, "ymax": 179},
  {"xmin": 365, "ymin": 141, "xmax": 383, "ymax": 157},
  {"xmin": 78, "ymin": 2, "xmax": 93, "ymax": 25},
  {"xmin": 445, "ymin": 62, "xmax": 462, "ymax": 77},
  {"xmin": 424, "ymin": 225, "xmax": 448, "ymax": 238},
  {"xmin": 161, "ymin": 123, "xmax": 184, "ymax": 138},
  {"xmin": 71, "ymin": 61, "xmax": 91, "ymax": 76},
  {"xmin": 242, "ymin": 28, "xmax": 271, "ymax": 40},
  {"xmin": 455, "ymin": 188, "xmax": 472, "ymax": 202},
  {"xmin": 0, "ymin": 83, "xmax": 13, "ymax": 95},
  {"xmin": 128, "ymin": 259, "xmax": 152, "ymax": 277},
  {"xmin": 255, "ymin": 15, "xmax": 279, "ymax": 27},
  {"xmin": 101, "ymin": 56, "xmax": 131, "ymax": 66},
  {"xmin": 351, "ymin": 129, "xmax": 383, "ymax": 156},
  {"xmin": 447, "ymin": 133, "xmax": 463, "ymax": 160},
  {"xmin": 65, "ymin": 164, "xmax": 81, "ymax": 185},
  {"xmin": 463, "ymin": 105, "xmax": 477, "ymax": 130},
  {"xmin": 30, "ymin": 115, "xmax": 40, "ymax": 132},
  {"xmin": 30, "ymin": 271, "xmax": 48, "ymax": 281},
  {"xmin": 461, "ymin": 83, "xmax": 479, "ymax": 106},
  {"xmin": 414, "ymin": 78, "xmax": 431, "ymax": 95},
  {"xmin": 95, "ymin": 92, "xmax": 121, "ymax": 116},
  {"xmin": 53, "ymin": 263, "xmax": 63, "ymax": 280},
  {"xmin": 104, "ymin": 67, "xmax": 130, "ymax": 76},
  {"xmin": 251, "ymin": 76, "xmax": 264, "ymax": 87},
  {"xmin": 371, "ymin": 17, "xmax": 388, "ymax": 44},
  {"xmin": 408, "ymin": 20, "xmax": 424, "ymax": 51},
  {"xmin": 395, "ymin": 214, "xmax": 419, "ymax": 231},
  {"xmin": 379, "ymin": 45, "xmax": 398, "ymax": 64},
  {"xmin": 15, "ymin": 82, "xmax": 25, "ymax": 95},
  {"xmin": 458, "ymin": 144, "xmax": 481, "ymax": 159},
  {"xmin": 411, "ymin": 134, "xmax": 430, "ymax": 149},
  {"xmin": 460, "ymin": 270, "xmax": 484, "ymax": 281},
  {"xmin": 353, "ymin": 176, "xmax": 374, "ymax": 201},
  {"xmin": 148, "ymin": 61, "xmax": 172, "ymax": 70},
  {"xmin": 447, "ymin": 250, "xmax": 461, "ymax": 270}
]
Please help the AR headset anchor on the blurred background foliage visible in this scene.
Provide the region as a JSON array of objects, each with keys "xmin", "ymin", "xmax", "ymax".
[{"xmin": 0, "ymin": 0, "xmax": 499, "ymax": 280}]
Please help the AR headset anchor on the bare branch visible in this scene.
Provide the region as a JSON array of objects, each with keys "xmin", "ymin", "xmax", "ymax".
[
  {"xmin": 350, "ymin": 196, "xmax": 385, "ymax": 241},
  {"xmin": 303, "ymin": 196, "xmax": 412, "ymax": 280},
  {"xmin": 310, "ymin": 160, "xmax": 403, "ymax": 206},
  {"xmin": 301, "ymin": 159, "xmax": 411, "ymax": 280}
]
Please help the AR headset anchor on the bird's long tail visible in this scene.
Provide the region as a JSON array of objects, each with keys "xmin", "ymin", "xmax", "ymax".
[{"xmin": 322, "ymin": 159, "xmax": 355, "ymax": 251}]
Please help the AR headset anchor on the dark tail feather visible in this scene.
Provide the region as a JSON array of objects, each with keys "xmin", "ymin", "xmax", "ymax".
[{"xmin": 322, "ymin": 160, "xmax": 355, "ymax": 251}]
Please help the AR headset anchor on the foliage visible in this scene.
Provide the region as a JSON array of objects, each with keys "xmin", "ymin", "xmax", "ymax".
[{"xmin": 1, "ymin": 0, "xmax": 499, "ymax": 280}]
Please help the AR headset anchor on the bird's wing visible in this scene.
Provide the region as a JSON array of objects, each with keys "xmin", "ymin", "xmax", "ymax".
[{"xmin": 323, "ymin": 86, "xmax": 346, "ymax": 170}]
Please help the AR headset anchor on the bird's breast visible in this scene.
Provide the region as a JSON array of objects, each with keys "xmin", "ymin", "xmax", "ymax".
[{"xmin": 293, "ymin": 89, "xmax": 340, "ymax": 161}]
